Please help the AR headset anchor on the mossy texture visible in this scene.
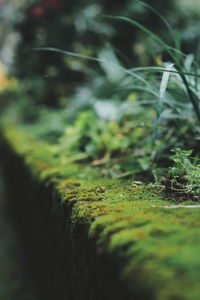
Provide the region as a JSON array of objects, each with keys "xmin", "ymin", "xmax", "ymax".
[{"xmin": 1, "ymin": 124, "xmax": 200, "ymax": 300}]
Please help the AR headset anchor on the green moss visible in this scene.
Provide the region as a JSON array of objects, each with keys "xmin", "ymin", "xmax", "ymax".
[
  {"xmin": 1, "ymin": 123, "xmax": 200, "ymax": 300},
  {"xmin": 88, "ymin": 207, "xmax": 200, "ymax": 300}
]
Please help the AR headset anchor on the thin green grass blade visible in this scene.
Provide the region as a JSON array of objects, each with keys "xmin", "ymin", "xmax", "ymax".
[
  {"xmin": 103, "ymin": 15, "xmax": 199, "ymax": 69},
  {"xmin": 194, "ymin": 38, "xmax": 200, "ymax": 90},
  {"xmin": 159, "ymin": 63, "xmax": 174, "ymax": 102},
  {"xmin": 34, "ymin": 47, "xmax": 102, "ymax": 62},
  {"xmin": 117, "ymin": 85, "xmax": 158, "ymax": 97},
  {"xmin": 138, "ymin": 1, "xmax": 179, "ymax": 50},
  {"xmin": 175, "ymin": 64, "xmax": 200, "ymax": 122},
  {"xmin": 129, "ymin": 66, "xmax": 200, "ymax": 78},
  {"xmin": 152, "ymin": 63, "xmax": 174, "ymax": 144},
  {"xmin": 103, "ymin": 15, "xmax": 179, "ymax": 64},
  {"xmin": 34, "ymin": 47, "xmax": 154, "ymax": 88}
]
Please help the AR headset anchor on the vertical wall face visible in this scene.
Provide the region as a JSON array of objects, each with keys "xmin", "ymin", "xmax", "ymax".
[
  {"xmin": 0, "ymin": 152, "xmax": 40, "ymax": 300},
  {"xmin": 1, "ymin": 146, "xmax": 79, "ymax": 300},
  {"xmin": 0, "ymin": 142, "xmax": 134, "ymax": 300}
]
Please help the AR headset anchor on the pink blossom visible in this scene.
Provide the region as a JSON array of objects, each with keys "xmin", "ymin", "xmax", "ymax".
[{"xmin": 32, "ymin": 5, "xmax": 45, "ymax": 17}]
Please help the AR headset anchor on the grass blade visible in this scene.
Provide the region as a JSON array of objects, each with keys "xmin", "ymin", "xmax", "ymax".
[
  {"xmin": 34, "ymin": 47, "xmax": 155, "ymax": 89},
  {"xmin": 138, "ymin": 1, "xmax": 181, "ymax": 52},
  {"xmin": 103, "ymin": 15, "xmax": 179, "ymax": 64},
  {"xmin": 152, "ymin": 63, "xmax": 174, "ymax": 144},
  {"xmin": 129, "ymin": 66, "xmax": 200, "ymax": 78},
  {"xmin": 159, "ymin": 63, "xmax": 174, "ymax": 101}
]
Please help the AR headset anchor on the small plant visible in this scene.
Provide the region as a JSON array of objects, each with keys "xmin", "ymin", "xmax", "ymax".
[{"xmin": 169, "ymin": 148, "xmax": 200, "ymax": 199}]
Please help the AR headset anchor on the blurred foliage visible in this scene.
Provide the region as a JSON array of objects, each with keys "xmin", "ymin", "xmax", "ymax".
[
  {"xmin": 13, "ymin": 0, "xmax": 178, "ymax": 106},
  {"xmin": 1, "ymin": 0, "xmax": 200, "ymax": 187}
]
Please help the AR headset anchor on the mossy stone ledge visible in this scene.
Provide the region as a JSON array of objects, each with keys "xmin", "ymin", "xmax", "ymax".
[{"xmin": 0, "ymin": 124, "xmax": 200, "ymax": 300}]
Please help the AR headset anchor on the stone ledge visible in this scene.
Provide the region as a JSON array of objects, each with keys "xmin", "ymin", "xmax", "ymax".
[{"xmin": 0, "ymin": 124, "xmax": 200, "ymax": 300}]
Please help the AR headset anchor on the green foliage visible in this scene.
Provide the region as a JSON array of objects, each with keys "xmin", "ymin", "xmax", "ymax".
[
  {"xmin": 169, "ymin": 148, "xmax": 200, "ymax": 199},
  {"xmin": 13, "ymin": 0, "xmax": 178, "ymax": 106},
  {"xmin": 33, "ymin": 3, "xmax": 200, "ymax": 172},
  {"xmin": 2, "ymin": 0, "xmax": 200, "ymax": 186}
]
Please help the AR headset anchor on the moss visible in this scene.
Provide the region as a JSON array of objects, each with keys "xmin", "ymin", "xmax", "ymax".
[
  {"xmin": 88, "ymin": 207, "xmax": 200, "ymax": 300},
  {"xmin": 1, "ymin": 122, "xmax": 200, "ymax": 300}
]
